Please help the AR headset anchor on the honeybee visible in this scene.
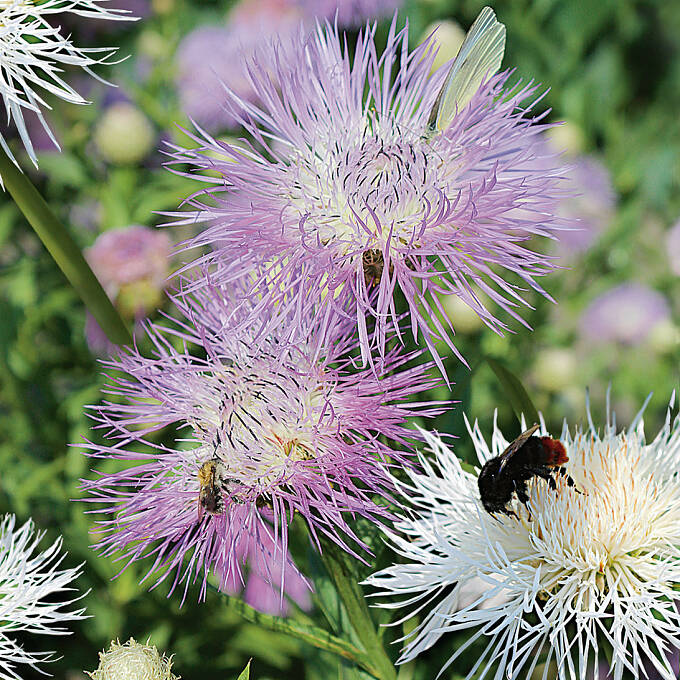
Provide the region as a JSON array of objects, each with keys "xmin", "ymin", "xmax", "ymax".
[
  {"xmin": 477, "ymin": 424, "xmax": 578, "ymax": 518},
  {"xmin": 197, "ymin": 459, "xmax": 226, "ymax": 517},
  {"xmin": 362, "ymin": 249, "xmax": 390, "ymax": 287}
]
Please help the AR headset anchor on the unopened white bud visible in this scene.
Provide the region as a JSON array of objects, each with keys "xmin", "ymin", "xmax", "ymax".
[{"xmin": 86, "ymin": 638, "xmax": 179, "ymax": 680}]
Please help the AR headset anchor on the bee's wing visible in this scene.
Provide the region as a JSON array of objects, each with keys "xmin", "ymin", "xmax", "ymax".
[
  {"xmin": 497, "ymin": 423, "xmax": 540, "ymax": 474},
  {"xmin": 426, "ymin": 6, "xmax": 506, "ymax": 135}
]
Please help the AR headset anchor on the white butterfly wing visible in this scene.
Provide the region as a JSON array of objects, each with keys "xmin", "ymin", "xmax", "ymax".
[{"xmin": 427, "ymin": 6, "xmax": 506, "ymax": 135}]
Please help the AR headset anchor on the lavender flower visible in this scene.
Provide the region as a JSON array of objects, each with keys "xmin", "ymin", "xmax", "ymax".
[
  {"xmin": 579, "ymin": 282, "xmax": 670, "ymax": 346},
  {"xmin": 168, "ymin": 19, "xmax": 567, "ymax": 372},
  {"xmin": 80, "ymin": 281, "xmax": 443, "ymax": 600}
]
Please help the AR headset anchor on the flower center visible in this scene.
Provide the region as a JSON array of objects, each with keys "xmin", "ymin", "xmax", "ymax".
[{"xmin": 192, "ymin": 360, "xmax": 330, "ymax": 495}]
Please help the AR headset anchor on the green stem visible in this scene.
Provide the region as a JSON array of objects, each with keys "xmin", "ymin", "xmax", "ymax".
[
  {"xmin": 222, "ymin": 593, "xmax": 383, "ymax": 679},
  {"xmin": 321, "ymin": 545, "xmax": 397, "ymax": 680},
  {"xmin": 0, "ymin": 149, "xmax": 132, "ymax": 346}
]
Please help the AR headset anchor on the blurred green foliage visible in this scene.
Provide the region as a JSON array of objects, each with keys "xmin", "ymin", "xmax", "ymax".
[{"xmin": 0, "ymin": 0, "xmax": 678, "ymax": 677}]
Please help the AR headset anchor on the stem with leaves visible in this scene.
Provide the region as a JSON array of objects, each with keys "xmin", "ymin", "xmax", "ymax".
[
  {"xmin": 0, "ymin": 148, "xmax": 132, "ymax": 346},
  {"xmin": 320, "ymin": 544, "xmax": 397, "ymax": 680}
]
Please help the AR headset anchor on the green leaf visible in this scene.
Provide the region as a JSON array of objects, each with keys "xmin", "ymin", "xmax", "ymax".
[
  {"xmin": 484, "ymin": 356, "xmax": 539, "ymax": 425},
  {"xmin": 213, "ymin": 590, "xmax": 382, "ymax": 679},
  {"xmin": 237, "ymin": 661, "xmax": 251, "ymax": 680}
]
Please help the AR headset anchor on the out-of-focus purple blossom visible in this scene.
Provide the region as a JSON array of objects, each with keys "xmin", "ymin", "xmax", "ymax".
[
  {"xmin": 222, "ymin": 530, "xmax": 311, "ymax": 615},
  {"xmin": 79, "ymin": 281, "xmax": 444, "ymax": 600},
  {"xmin": 85, "ymin": 226, "xmax": 171, "ymax": 315},
  {"xmin": 175, "ymin": 1, "xmax": 301, "ymax": 133},
  {"xmin": 666, "ymin": 219, "xmax": 680, "ymax": 276},
  {"xmin": 84, "ymin": 225, "xmax": 171, "ymax": 355},
  {"xmin": 297, "ymin": 0, "xmax": 402, "ymax": 26},
  {"xmin": 579, "ymin": 283, "xmax": 670, "ymax": 346},
  {"xmin": 557, "ymin": 155, "xmax": 616, "ymax": 255},
  {"xmin": 168, "ymin": 21, "xmax": 569, "ymax": 373}
]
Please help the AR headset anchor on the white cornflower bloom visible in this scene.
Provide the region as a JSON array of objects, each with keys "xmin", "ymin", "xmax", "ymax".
[
  {"xmin": 0, "ymin": 514, "xmax": 86, "ymax": 680},
  {"xmin": 367, "ymin": 395, "xmax": 680, "ymax": 680},
  {"xmin": 0, "ymin": 0, "xmax": 131, "ymax": 170},
  {"xmin": 87, "ymin": 638, "xmax": 179, "ymax": 680}
]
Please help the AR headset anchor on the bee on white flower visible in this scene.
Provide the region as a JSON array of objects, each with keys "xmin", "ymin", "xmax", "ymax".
[
  {"xmin": 0, "ymin": 0, "xmax": 132, "ymax": 171},
  {"xmin": 0, "ymin": 514, "xmax": 86, "ymax": 680},
  {"xmin": 367, "ymin": 394, "xmax": 680, "ymax": 680}
]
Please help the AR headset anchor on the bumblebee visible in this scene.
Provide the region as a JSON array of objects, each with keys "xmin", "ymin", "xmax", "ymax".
[{"xmin": 477, "ymin": 424, "xmax": 577, "ymax": 517}]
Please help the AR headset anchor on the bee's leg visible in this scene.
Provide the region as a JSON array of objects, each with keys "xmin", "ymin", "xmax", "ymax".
[
  {"xmin": 556, "ymin": 467, "xmax": 582, "ymax": 493},
  {"xmin": 526, "ymin": 465, "xmax": 558, "ymax": 490},
  {"xmin": 502, "ymin": 508, "xmax": 519, "ymax": 520},
  {"xmin": 513, "ymin": 480, "xmax": 532, "ymax": 520}
]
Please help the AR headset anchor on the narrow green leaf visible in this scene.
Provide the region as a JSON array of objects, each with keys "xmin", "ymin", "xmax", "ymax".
[
  {"xmin": 214, "ymin": 590, "xmax": 382, "ymax": 679},
  {"xmin": 320, "ymin": 546, "xmax": 397, "ymax": 680},
  {"xmin": 0, "ymin": 148, "xmax": 132, "ymax": 346},
  {"xmin": 484, "ymin": 355, "xmax": 539, "ymax": 424},
  {"xmin": 236, "ymin": 661, "xmax": 251, "ymax": 680}
]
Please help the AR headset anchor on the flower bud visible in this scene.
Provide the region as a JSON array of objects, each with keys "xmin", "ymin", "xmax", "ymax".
[
  {"xmin": 94, "ymin": 103, "xmax": 155, "ymax": 165},
  {"xmin": 419, "ymin": 20, "xmax": 465, "ymax": 73},
  {"xmin": 86, "ymin": 638, "xmax": 179, "ymax": 680}
]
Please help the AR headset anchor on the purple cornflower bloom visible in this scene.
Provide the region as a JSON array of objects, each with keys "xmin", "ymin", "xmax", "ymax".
[
  {"xmin": 298, "ymin": 0, "xmax": 403, "ymax": 26},
  {"xmin": 79, "ymin": 280, "xmax": 443, "ymax": 600},
  {"xmin": 579, "ymin": 282, "xmax": 670, "ymax": 346},
  {"xmin": 168, "ymin": 19, "xmax": 568, "ymax": 373}
]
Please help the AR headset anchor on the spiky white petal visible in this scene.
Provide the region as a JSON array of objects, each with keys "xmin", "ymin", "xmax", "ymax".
[
  {"xmin": 0, "ymin": 0, "xmax": 132, "ymax": 173},
  {"xmin": 0, "ymin": 514, "xmax": 86, "ymax": 680},
  {"xmin": 367, "ymin": 395, "xmax": 680, "ymax": 680}
]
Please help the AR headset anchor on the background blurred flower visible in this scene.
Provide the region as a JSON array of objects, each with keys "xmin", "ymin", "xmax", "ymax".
[
  {"xmin": 85, "ymin": 225, "xmax": 171, "ymax": 317},
  {"xmin": 297, "ymin": 0, "xmax": 403, "ymax": 26},
  {"xmin": 84, "ymin": 225, "xmax": 171, "ymax": 355},
  {"xmin": 368, "ymin": 400, "xmax": 680, "ymax": 680},
  {"xmin": 170, "ymin": 20, "xmax": 567, "ymax": 372},
  {"xmin": 579, "ymin": 282, "xmax": 670, "ymax": 345},
  {"xmin": 666, "ymin": 217, "xmax": 680, "ymax": 275},
  {"xmin": 556, "ymin": 155, "xmax": 616, "ymax": 255},
  {"xmin": 531, "ymin": 347, "xmax": 577, "ymax": 392},
  {"xmin": 0, "ymin": 0, "xmax": 132, "ymax": 172},
  {"xmin": 222, "ymin": 531, "xmax": 311, "ymax": 616},
  {"xmin": 175, "ymin": 0, "xmax": 301, "ymax": 133},
  {"xmin": 80, "ymin": 282, "xmax": 443, "ymax": 599},
  {"xmin": 86, "ymin": 638, "xmax": 178, "ymax": 680},
  {"xmin": 418, "ymin": 19, "xmax": 465, "ymax": 73},
  {"xmin": 93, "ymin": 102, "xmax": 155, "ymax": 165},
  {"xmin": 0, "ymin": 515, "xmax": 86, "ymax": 680}
]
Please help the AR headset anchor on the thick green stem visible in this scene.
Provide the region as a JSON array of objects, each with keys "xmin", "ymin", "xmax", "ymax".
[
  {"xmin": 321, "ymin": 546, "xmax": 397, "ymax": 680},
  {"xmin": 0, "ymin": 149, "xmax": 132, "ymax": 346}
]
